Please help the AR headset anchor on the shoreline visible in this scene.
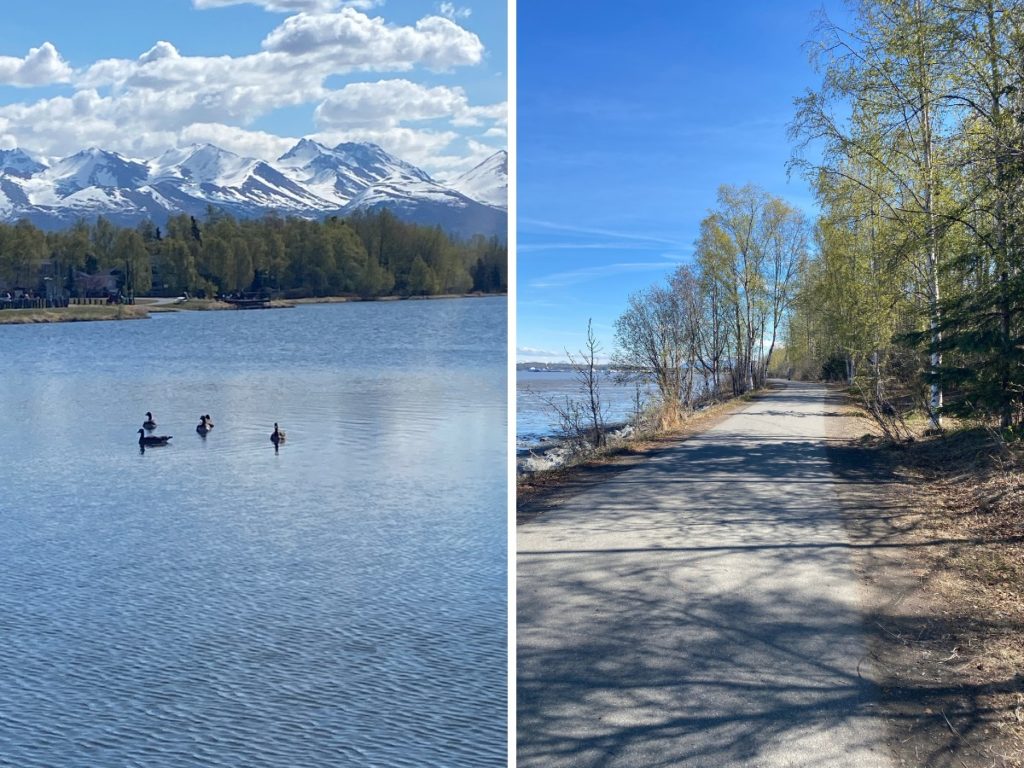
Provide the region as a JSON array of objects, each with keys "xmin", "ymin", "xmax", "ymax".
[
  {"xmin": 0, "ymin": 291, "xmax": 507, "ymax": 325},
  {"xmin": 0, "ymin": 305, "xmax": 150, "ymax": 324},
  {"xmin": 517, "ymin": 420, "xmax": 632, "ymax": 474}
]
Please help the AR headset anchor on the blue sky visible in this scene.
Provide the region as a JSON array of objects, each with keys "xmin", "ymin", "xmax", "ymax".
[
  {"xmin": 0, "ymin": 0, "xmax": 506, "ymax": 179},
  {"xmin": 516, "ymin": 1, "xmax": 851, "ymax": 362}
]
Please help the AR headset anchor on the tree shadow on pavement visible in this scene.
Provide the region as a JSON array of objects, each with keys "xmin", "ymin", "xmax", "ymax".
[{"xmin": 517, "ymin": 383, "xmax": 1024, "ymax": 767}]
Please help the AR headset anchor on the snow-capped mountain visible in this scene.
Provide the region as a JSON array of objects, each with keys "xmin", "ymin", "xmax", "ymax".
[
  {"xmin": 347, "ymin": 167, "xmax": 507, "ymax": 240},
  {"xmin": 276, "ymin": 138, "xmax": 433, "ymax": 208},
  {"xmin": 450, "ymin": 150, "xmax": 507, "ymax": 209},
  {"xmin": 0, "ymin": 148, "xmax": 47, "ymax": 179},
  {"xmin": 0, "ymin": 141, "xmax": 507, "ymax": 239},
  {"xmin": 45, "ymin": 148, "xmax": 150, "ymax": 197},
  {"xmin": 147, "ymin": 143, "xmax": 328, "ymax": 215}
]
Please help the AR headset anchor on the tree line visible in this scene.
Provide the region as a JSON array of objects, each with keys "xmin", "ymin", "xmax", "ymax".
[
  {"xmin": 788, "ymin": 0, "xmax": 1024, "ymax": 432},
  {"xmin": 0, "ymin": 208, "xmax": 507, "ymax": 300},
  {"xmin": 612, "ymin": 184, "xmax": 808, "ymax": 429},
  {"xmin": 554, "ymin": 1, "xmax": 1023, "ymax": 451}
]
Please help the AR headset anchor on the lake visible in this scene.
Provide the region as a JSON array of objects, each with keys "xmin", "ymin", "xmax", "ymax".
[
  {"xmin": 516, "ymin": 368, "xmax": 650, "ymax": 451},
  {"xmin": 0, "ymin": 297, "xmax": 507, "ymax": 767}
]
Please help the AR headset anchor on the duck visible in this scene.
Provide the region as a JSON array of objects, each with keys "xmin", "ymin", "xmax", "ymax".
[
  {"xmin": 142, "ymin": 411, "xmax": 157, "ymax": 430},
  {"xmin": 271, "ymin": 422, "xmax": 286, "ymax": 444},
  {"xmin": 138, "ymin": 428, "xmax": 172, "ymax": 446},
  {"xmin": 196, "ymin": 414, "xmax": 214, "ymax": 434}
]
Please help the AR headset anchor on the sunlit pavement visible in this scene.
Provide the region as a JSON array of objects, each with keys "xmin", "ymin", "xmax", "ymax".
[{"xmin": 517, "ymin": 381, "xmax": 894, "ymax": 768}]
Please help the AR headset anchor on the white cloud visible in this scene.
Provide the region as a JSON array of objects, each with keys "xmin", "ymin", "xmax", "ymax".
[
  {"xmin": 262, "ymin": 10, "xmax": 483, "ymax": 71},
  {"xmin": 0, "ymin": 42, "xmax": 72, "ymax": 87},
  {"xmin": 314, "ymin": 79, "xmax": 495, "ymax": 128},
  {"xmin": 178, "ymin": 123, "xmax": 296, "ymax": 160},
  {"xmin": 137, "ymin": 41, "xmax": 182, "ymax": 65},
  {"xmin": 194, "ymin": 0, "xmax": 381, "ymax": 12},
  {"xmin": 0, "ymin": 8, "xmax": 501, "ymax": 177},
  {"xmin": 521, "ymin": 219, "xmax": 680, "ymax": 246},
  {"xmin": 315, "ymin": 80, "xmax": 463, "ymax": 127},
  {"xmin": 311, "ymin": 80, "xmax": 503, "ymax": 177},
  {"xmin": 439, "ymin": 2, "xmax": 472, "ymax": 20},
  {"xmin": 0, "ymin": 87, "xmax": 297, "ymax": 163},
  {"xmin": 77, "ymin": 9, "xmax": 484, "ymax": 100},
  {"xmin": 312, "ymin": 126, "xmax": 458, "ymax": 170},
  {"xmin": 66, "ymin": 8, "xmax": 488, "ymax": 143}
]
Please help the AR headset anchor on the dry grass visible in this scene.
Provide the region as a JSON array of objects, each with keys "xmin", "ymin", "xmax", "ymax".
[
  {"xmin": 828, "ymin": 394, "xmax": 1024, "ymax": 766},
  {"xmin": 894, "ymin": 430, "xmax": 1024, "ymax": 755},
  {"xmin": 0, "ymin": 304, "xmax": 149, "ymax": 323}
]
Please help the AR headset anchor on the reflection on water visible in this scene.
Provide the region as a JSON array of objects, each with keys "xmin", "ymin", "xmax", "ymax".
[{"xmin": 0, "ymin": 298, "xmax": 507, "ymax": 767}]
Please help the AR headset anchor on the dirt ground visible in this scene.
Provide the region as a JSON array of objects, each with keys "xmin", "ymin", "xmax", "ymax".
[{"xmin": 825, "ymin": 391, "xmax": 1024, "ymax": 767}]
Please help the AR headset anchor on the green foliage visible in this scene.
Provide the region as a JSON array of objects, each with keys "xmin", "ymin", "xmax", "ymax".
[
  {"xmin": 788, "ymin": 0, "xmax": 1024, "ymax": 428},
  {"xmin": 407, "ymin": 256, "xmax": 440, "ymax": 296},
  {"xmin": 0, "ymin": 210, "xmax": 506, "ymax": 301},
  {"xmin": 693, "ymin": 184, "xmax": 809, "ymax": 395},
  {"xmin": 613, "ymin": 186, "xmax": 808, "ymax": 423}
]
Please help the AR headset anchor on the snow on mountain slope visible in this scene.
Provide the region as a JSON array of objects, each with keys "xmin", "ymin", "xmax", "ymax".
[
  {"xmin": 347, "ymin": 170, "xmax": 476, "ymax": 209},
  {"xmin": 345, "ymin": 170, "xmax": 507, "ymax": 240},
  {"xmin": 149, "ymin": 143, "xmax": 326, "ymax": 213},
  {"xmin": 0, "ymin": 141, "xmax": 507, "ymax": 239},
  {"xmin": 0, "ymin": 148, "xmax": 47, "ymax": 179},
  {"xmin": 150, "ymin": 144, "xmax": 255, "ymax": 186},
  {"xmin": 45, "ymin": 148, "xmax": 150, "ymax": 197},
  {"xmin": 277, "ymin": 139, "xmax": 432, "ymax": 207},
  {"xmin": 450, "ymin": 151, "xmax": 507, "ymax": 209}
]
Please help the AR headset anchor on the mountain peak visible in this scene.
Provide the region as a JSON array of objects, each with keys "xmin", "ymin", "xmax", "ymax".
[
  {"xmin": 47, "ymin": 147, "xmax": 150, "ymax": 192},
  {"xmin": 333, "ymin": 141, "xmax": 389, "ymax": 158},
  {"xmin": 277, "ymin": 137, "xmax": 331, "ymax": 166},
  {"xmin": 450, "ymin": 150, "xmax": 508, "ymax": 209},
  {"xmin": 0, "ymin": 148, "xmax": 47, "ymax": 178},
  {"xmin": 0, "ymin": 141, "xmax": 506, "ymax": 239}
]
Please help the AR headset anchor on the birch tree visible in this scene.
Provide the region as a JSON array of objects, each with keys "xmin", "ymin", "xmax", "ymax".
[
  {"xmin": 613, "ymin": 278, "xmax": 693, "ymax": 427},
  {"xmin": 791, "ymin": 0, "xmax": 957, "ymax": 428},
  {"xmin": 696, "ymin": 184, "xmax": 809, "ymax": 393}
]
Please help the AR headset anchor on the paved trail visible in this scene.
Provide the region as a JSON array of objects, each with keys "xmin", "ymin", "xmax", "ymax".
[{"xmin": 517, "ymin": 381, "xmax": 894, "ymax": 767}]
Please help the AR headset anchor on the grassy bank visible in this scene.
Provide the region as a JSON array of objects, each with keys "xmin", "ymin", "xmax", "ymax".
[
  {"xmin": 825, "ymin": 390, "xmax": 1024, "ymax": 766},
  {"xmin": 517, "ymin": 389, "xmax": 768, "ymax": 525},
  {"xmin": 0, "ymin": 304, "xmax": 149, "ymax": 324}
]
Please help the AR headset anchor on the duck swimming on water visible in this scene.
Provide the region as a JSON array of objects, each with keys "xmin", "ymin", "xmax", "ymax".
[
  {"xmin": 142, "ymin": 412, "xmax": 157, "ymax": 430},
  {"xmin": 271, "ymin": 423, "xmax": 286, "ymax": 444},
  {"xmin": 138, "ymin": 428, "xmax": 172, "ymax": 446},
  {"xmin": 196, "ymin": 414, "xmax": 214, "ymax": 434}
]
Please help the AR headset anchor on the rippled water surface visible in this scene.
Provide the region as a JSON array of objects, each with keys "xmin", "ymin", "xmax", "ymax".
[
  {"xmin": 0, "ymin": 298, "xmax": 507, "ymax": 767},
  {"xmin": 517, "ymin": 369, "xmax": 650, "ymax": 449}
]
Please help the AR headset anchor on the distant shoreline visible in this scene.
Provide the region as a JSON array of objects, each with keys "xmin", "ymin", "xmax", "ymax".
[
  {"xmin": 0, "ymin": 292, "xmax": 506, "ymax": 325},
  {"xmin": 0, "ymin": 304, "xmax": 149, "ymax": 324}
]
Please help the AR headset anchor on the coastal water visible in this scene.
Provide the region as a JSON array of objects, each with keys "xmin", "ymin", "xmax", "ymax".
[
  {"xmin": 516, "ymin": 368, "xmax": 650, "ymax": 451},
  {"xmin": 0, "ymin": 298, "xmax": 506, "ymax": 767}
]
